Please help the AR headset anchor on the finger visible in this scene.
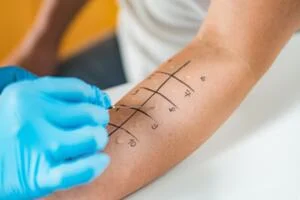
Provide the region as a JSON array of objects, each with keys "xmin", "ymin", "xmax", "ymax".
[
  {"xmin": 34, "ymin": 77, "xmax": 111, "ymax": 107},
  {"xmin": 47, "ymin": 125, "xmax": 109, "ymax": 162},
  {"xmin": 46, "ymin": 103, "xmax": 109, "ymax": 128},
  {"xmin": 40, "ymin": 154, "xmax": 110, "ymax": 192},
  {"xmin": 0, "ymin": 66, "xmax": 37, "ymax": 92}
]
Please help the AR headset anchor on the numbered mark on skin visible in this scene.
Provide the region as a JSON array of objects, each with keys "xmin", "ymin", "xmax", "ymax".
[
  {"xmin": 185, "ymin": 89, "xmax": 192, "ymax": 97},
  {"xmin": 128, "ymin": 139, "xmax": 137, "ymax": 147},
  {"xmin": 151, "ymin": 123, "xmax": 159, "ymax": 130},
  {"xmin": 169, "ymin": 107, "xmax": 176, "ymax": 112}
]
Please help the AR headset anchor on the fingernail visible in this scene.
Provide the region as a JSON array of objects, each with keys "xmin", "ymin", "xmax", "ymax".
[
  {"xmin": 92, "ymin": 86, "xmax": 111, "ymax": 108},
  {"xmin": 102, "ymin": 92, "xmax": 112, "ymax": 109}
]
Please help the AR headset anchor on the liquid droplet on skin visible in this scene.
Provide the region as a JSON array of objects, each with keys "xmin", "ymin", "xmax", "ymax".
[
  {"xmin": 144, "ymin": 106, "xmax": 156, "ymax": 111},
  {"xmin": 129, "ymin": 95, "xmax": 138, "ymax": 101},
  {"xmin": 148, "ymin": 106, "xmax": 156, "ymax": 110},
  {"xmin": 116, "ymin": 136, "xmax": 125, "ymax": 144}
]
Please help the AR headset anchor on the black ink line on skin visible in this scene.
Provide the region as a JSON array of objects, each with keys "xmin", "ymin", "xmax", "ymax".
[
  {"xmin": 155, "ymin": 71, "xmax": 195, "ymax": 92},
  {"xmin": 108, "ymin": 123, "xmax": 139, "ymax": 141},
  {"xmin": 118, "ymin": 104, "xmax": 158, "ymax": 123},
  {"xmin": 140, "ymin": 87, "xmax": 178, "ymax": 108},
  {"xmin": 109, "ymin": 60, "xmax": 192, "ymax": 137}
]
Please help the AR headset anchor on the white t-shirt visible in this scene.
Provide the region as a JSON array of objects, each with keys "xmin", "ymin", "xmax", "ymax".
[{"xmin": 117, "ymin": 0, "xmax": 210, "ymax": 82}]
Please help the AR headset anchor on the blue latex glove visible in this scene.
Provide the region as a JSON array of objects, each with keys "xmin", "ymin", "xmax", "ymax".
[
  {"xmin": 0, "ymin": 76, "xmax": 112, "ymax": 199},
  {"xmin": 0, "ymin": 66, "xmax": 37, "ymax": 92}
]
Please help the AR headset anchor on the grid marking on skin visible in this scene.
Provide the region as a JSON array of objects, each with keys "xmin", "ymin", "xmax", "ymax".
[
  {"xmin": 108, "ymin": 123, "xmax": 139, "ymax": 141},
  {"xmin": 108, "ymin": 60, "xmax": 192, "ymax": 139},
  {"xmin": 139, "ymin": 87, "xmax": 178, "ymax": 108},
  {"xmin": 116, "ymin": 104, "xmax": 157, "ymax": 123},
  {"xmin": 155, "ymin": 71, "xmax": 195, "ymax": 92}
]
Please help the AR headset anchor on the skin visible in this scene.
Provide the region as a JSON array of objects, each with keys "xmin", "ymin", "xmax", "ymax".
[
  {"xmin": 6, "ymin": 0, "xmax": 300, "ymax": 199},
  {"xmin": 3, "ymin": 0, "xmax": 88, "ymax": 75},
  {"xmin": 47, "ymin": 41, "xmax": 256, "ymax": 200}
]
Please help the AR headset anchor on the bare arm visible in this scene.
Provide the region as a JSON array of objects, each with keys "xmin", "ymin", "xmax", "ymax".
[
  {"xmin": 47, "ymin": 0, "xmax": 300, "ymax": 199},
  {"xmin": 30, "ymin": 0, "xmax": 88, "ymax": 46},
  {"xmin": 3, "ymin": 0, "xmax": 88, "ymax": 75}
]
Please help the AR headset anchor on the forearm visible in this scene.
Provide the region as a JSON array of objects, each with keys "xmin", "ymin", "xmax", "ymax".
[
  {"xmin": 27, "ymin": 0, "xmax": 88, "ymax": 48},
  {"xmin": 2, "ymin": 0, "xmax": 89, "ymax": 74},
  {"xmin": 47, "ymin": 38, "xmax": 255, "ymax": 200},
  {"xmin": 199, "ymin": 0, "xmax": 300, "ymax": 77},
  {"xmin": 47, "ymin": 0, "xmax": 300, "ymax": 199}
]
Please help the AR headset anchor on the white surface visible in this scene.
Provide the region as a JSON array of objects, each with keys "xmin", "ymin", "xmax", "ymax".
[{"xmin": 105, "ymin": 34, "xmax": 300, "ymax": 200}]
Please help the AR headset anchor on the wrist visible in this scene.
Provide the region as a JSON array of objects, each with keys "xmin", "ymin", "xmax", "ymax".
[
  {"xmin": 29, "ymin": 24, "xmax": 61, "ymax": 51},
  {"xmin": 3, "ymin": 26, "xmax": 59, "ymax": 76}
]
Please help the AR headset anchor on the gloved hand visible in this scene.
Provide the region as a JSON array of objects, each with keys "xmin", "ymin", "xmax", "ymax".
[
  {"xmin": 0, "ymin": 66, "xmax": 37, "ymax": 92},
  {"xmin": 0, "ymin": 76, "xmax": 112, "ymax": 199}
]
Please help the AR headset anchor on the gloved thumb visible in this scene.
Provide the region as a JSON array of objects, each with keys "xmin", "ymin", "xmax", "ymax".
[{"xmin": 0, "ymin": 66, "xmax": 37, "ymax": 93}]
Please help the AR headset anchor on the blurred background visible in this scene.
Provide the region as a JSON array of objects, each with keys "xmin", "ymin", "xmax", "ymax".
[
  {"xmin": 0, "ymin": 1, "xmax": 299, "ymax": 91},
  {"xmin": 0, "ymin": 0, "xmax": 126, "ymax": 89},
  {"xmin": 0, "ymin": 0, "xmax": 117, "ymax": 62}
]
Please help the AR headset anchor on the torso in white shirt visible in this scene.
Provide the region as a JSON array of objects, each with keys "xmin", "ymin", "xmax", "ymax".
[{"xmin": 117, "ymin": 0, "xmax": 210, "ymax": 82}]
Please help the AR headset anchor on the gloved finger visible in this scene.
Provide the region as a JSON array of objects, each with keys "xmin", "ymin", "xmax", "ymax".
[
  {"xmin": 47, "ymin": 125, "xmax": 109, "ymax": 162},
  {"xmin": 34, "ymin": 77, "xmax": 111, "ymax": 108},
  {"xmin": 42, "ymin": 153, "xmax": 110, "ymax": 191},
  {"xmin": 46, "ymin": 103, "xmax": 109, "ymax": 128},
  {"xmin": 0, "ymin": 66, "xmax": 37, "ymax": 93}
]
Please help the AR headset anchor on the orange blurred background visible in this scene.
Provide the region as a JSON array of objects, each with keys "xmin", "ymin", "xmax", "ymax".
[{"xmin": 0, "ymin": 0, "xmax": 118, "ymax": 61}]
